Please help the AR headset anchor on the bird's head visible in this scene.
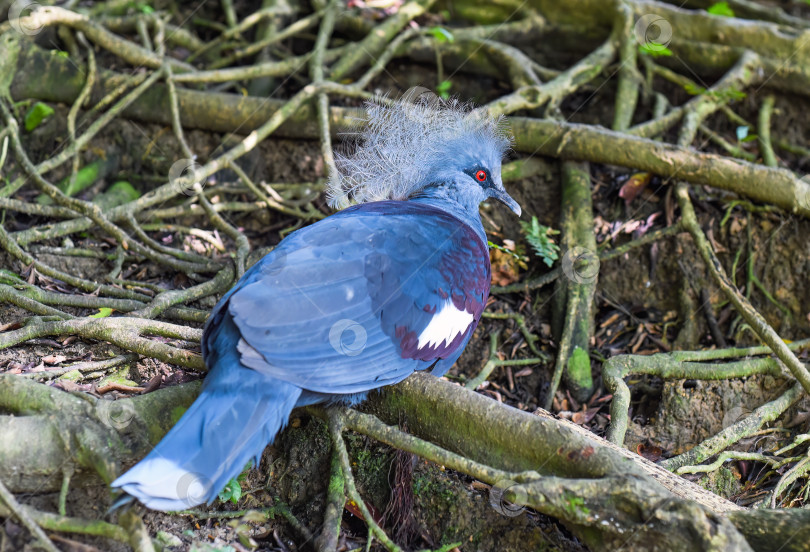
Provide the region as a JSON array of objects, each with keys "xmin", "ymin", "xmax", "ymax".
[
  {"xmin": 327, "ymin": 94, "xmax": 521, "ymax": 217},
  {"xmin": 424, "ymin": 123, "xmax": 522, "ymax": 217}
]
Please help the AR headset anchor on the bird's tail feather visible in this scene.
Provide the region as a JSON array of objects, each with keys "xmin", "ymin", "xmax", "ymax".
[{"xmin": 112, "ymin": 369, "xmax": 301, "ymax": 511}]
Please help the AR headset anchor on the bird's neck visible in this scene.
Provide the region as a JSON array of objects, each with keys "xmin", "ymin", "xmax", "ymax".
[{"xmin": 410, "ymin": 183, "xmax": 486, "ymax": 242}]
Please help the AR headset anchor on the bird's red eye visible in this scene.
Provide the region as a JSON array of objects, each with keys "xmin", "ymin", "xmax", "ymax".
[{"xmin": 475, "ymin": 170, "xmax": 487, "ymax": 182}]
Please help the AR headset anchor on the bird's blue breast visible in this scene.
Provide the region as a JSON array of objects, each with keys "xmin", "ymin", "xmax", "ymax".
[{"xmin": 202, "ymin": 200, "xmax": 490, "ymax": 395}]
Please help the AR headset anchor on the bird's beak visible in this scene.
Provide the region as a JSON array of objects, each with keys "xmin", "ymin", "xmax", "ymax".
[{"xmin": 492, "ymin": 187, "xmax": 522, "ymax": 217}]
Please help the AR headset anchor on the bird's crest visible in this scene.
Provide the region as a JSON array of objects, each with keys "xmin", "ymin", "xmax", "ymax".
[{"xmin": 327, "ymin": 92, "xmax": 511, "ymax": 209}]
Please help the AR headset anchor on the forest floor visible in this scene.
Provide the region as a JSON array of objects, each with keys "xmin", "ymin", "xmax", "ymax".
[{"xmin": 2, "ymin": 1, "xmax": 810, "ymax": 551}]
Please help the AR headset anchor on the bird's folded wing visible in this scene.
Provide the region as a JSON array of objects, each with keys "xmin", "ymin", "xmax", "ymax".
[{"xmin": 211, "ymin": 202, "xmax": 490, "ymax": 394}]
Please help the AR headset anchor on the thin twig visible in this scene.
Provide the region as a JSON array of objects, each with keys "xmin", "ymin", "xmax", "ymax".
[{"xmin": 0, "ymin": 478, "xmax": 60, "ymax": 552}]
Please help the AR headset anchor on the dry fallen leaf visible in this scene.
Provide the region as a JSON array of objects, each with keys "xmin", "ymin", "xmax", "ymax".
[
  {"xmin": 729, "ymin": 216, "xmax": 746, "ymax": 235},
  {"xmin": 619, "ymin": 172, "xmax": 652, "ymax": 206},
  {"xmin": 490, "ymin": 247, "xmax": 522, "ymax": 286},
  {"xmin": 637, "ymin": 443, "xmax": 664, "ymax": 462}
]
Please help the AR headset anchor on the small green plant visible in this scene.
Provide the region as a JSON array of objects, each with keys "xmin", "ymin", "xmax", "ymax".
[
  {"xmin": 436, "ymin": 80, "xmax": 452, "ymax": 99},
  {"xmin": 24, "ymin": 102, "xmax": 54, "ymax": 131},
  {"xmin": 429, "ymin": 26, "xmax": 454, "ymax": 99},
  {"xmin": 520, "ymin": 216, "xmax": 560, "ymax": 268},
  {"xmin": 218, "ymin": 465, "xmax": 249, "ymax": 505},
  {"xmin": 707, "ymin": 2, "xmax": 735, "ymax": 17},
  {"xmin": 428, "ymin": 26, "xmax": 454, "ymax": 43},
  {"xmin": 36, "ymin": 160, "xmax": 108, "ymax": 204},
  {"xmin": 217, "ymin": 477, "xmax": 242, "ymax": 505}
]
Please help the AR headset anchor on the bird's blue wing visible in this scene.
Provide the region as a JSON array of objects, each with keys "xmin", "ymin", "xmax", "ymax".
[{"xmin": 204, "ymin": 201, "xmax": 490, "ymax": 394}]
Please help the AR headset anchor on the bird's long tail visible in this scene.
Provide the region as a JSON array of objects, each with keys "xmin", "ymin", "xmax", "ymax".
[{"xmin": 112, "ymin": 320, "xmax": 301, "ymax": 511}]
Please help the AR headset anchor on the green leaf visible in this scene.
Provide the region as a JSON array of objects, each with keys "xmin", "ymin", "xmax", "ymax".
[
  {"xmin": 707, "ymin": 2, "xmax": 735, "ymax": 17},
  {"xmin": 436, "ymin": 80, "xmax": 452, "ymax": 100},
  {"xmin": 36, "ymin": 160, "xmax": 108, "ymax": 205},
  {"xmin": 126, "ymin": 1, "xmax": 154, "ymax": 13},
  {"xmin": 24, "ymin": 102, "xmax": 55, "ymax": 131},
  {"xmin": 519, "ymin": 216, "xmax": 560, "ymax": 268},
  {"xmin": 218, "ymin": 477, "xmax": 242, "ymax": 504},
  {"xmin": 638, "ymin": 43, "xmax": 672, "ymax": 57},
  {"xmin": 62, "ymin": 162, "xmax": 104, "ymax": 197},
  {"xmin": 217, "ymin": 463, "xmax": 251, "ymax": 505},
  {"xmin": 428, "ymin": 26, "xmax": 454, "ymax": 43},
  {"xmin": 217, "ymin": 484, "xmax": 232, "ymax": 503},
  {"xmin": 237, "ymin": 466, "xmax": 249, "ymax": 483},
  {"xmin": 92, "ymin": 181, "xmax": 141, "ymax": 210},
  {"xmin": 90, "ymin": 307, "xmax": 114, "ymax": 318},
  {"xmin": 683, "ymin": 82, "xmax": 707, "ymax": 96},
  {"xmin": 736, "ymin": 126, "xmax": 758, "ymax": 143},
  {"xmin": 230, "ymin": 481, "xmax": 242, "ymax": 503}
]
